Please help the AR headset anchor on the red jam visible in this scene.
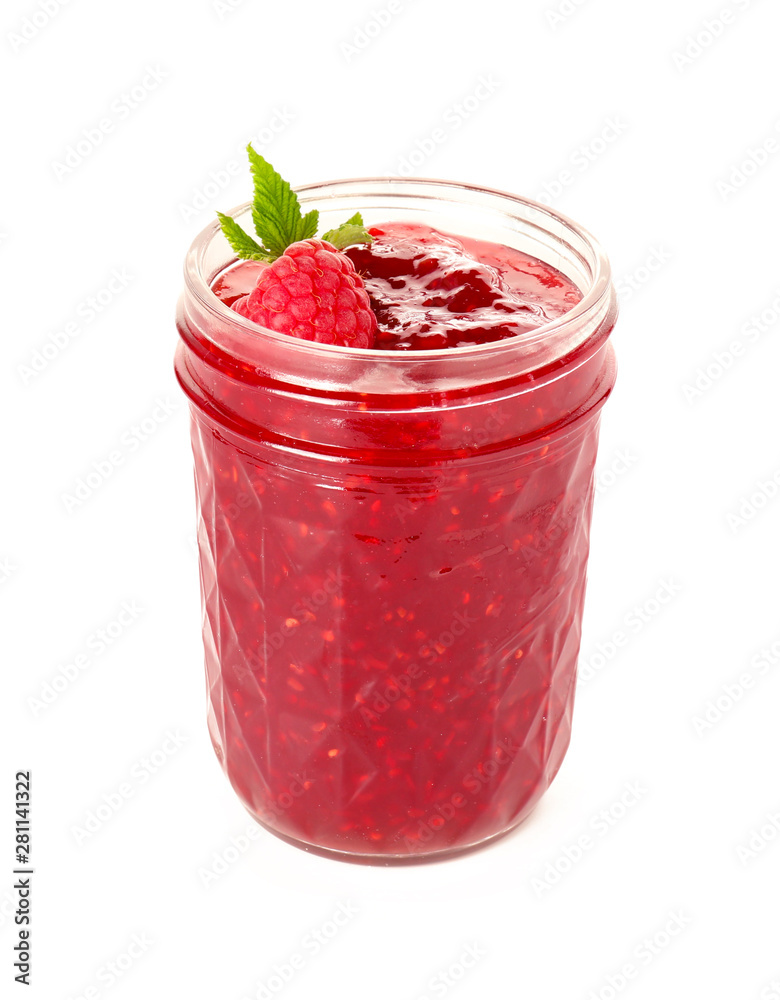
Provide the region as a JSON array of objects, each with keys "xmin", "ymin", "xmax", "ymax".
[
  {"xmin": 346, "ymin": 223, "xmax": 581, "ymax": 350},
  {"xmin": 177, "ymin": 222, "xmax": 615, "ymax": 861},
  {"xmin": 212, "ymin": 223, "xmax": 581, "ymax": 351}
]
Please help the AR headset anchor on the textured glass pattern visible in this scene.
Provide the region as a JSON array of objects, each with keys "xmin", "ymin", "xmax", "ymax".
[{"xmin": 190, "ymin": 407, "xmax": 603, "ymax": 860}]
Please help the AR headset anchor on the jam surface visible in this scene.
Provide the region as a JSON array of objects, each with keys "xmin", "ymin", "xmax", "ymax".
[
  {"xmin": 212, "ymin": 222, "xmax": 581, "ymax": 351},
  {"xmin": 180, "ymin": 223, "xmax": 612, "ymax": 860}
]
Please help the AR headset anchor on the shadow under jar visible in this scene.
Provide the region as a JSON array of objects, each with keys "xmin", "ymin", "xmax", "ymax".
[{"xmin": 175, "ymin": 179, "xmax": 618, "ymax": 864}]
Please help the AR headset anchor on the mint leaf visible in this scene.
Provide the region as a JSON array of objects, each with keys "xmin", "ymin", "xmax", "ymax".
[
  {"xmin": 216, "ymin": 212, "xmax": 272, "ymax": 261},
  {"xmin": 299, "ymin": 208, "xmax": 319, "ymax": 241},
  {"xmin": 322, "ymin": 213, "xmax": 373, "ymax": 251},
  {"xmin": 322, "ymin": 225, "xmax": 374, "ymax": 251},
  {"xmin": 247, "ymin": 145, "xmax": 319, "ymax": 258},
  {"xmin": 217, "ymin": 154, "xmax": 369, "ymax": 262}
]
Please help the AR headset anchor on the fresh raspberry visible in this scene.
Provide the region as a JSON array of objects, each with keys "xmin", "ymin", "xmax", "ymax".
[
  {"xmin": 238, "ymin": 239, "xmax": 377, "ymax": 348},
  {"xmin": 232, "ymin": 294, "xmax": 251, "ymax": 317}
]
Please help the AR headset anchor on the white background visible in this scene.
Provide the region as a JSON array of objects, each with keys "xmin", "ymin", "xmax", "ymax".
[{"xmin": 3, "ymin": 0, "xmax": 780, "ymax": 997}]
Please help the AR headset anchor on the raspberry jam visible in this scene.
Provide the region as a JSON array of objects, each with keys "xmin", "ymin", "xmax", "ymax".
[
  {"xmin": 176, "ymin": 186, "xmax": 617, "ymax": 862},
  {"xmin": 212, "ymin": 223, "xmax": 581, "ymax": 352},
  {"xmin": 345, "ymin": 223, "xmax": 582, "ymax": 350}
]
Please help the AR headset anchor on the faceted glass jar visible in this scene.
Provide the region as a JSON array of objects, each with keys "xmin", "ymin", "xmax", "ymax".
[{"xmin": 175, "ymin": 179, "xmax": 618, "ymax": 863}]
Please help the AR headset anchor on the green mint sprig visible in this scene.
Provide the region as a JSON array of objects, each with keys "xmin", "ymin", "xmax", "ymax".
[{"xmin": 217, "ymin": 146, "xmax": 372, "ymax": 261}]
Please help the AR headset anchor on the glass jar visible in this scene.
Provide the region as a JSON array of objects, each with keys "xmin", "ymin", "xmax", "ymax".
[{"xmin": 175, "ymin": 179, "xmax": 617, "ymax": 863}]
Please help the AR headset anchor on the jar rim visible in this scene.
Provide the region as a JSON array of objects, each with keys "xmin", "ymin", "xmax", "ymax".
[{"xmin": 181, "ymin": 177, "xmax": 616, "ymax": 394}]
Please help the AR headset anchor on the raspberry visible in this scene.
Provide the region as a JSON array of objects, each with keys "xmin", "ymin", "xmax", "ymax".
[{"xmin": 238, "ymin": 239, "xmax": 377, "ymax": 348}]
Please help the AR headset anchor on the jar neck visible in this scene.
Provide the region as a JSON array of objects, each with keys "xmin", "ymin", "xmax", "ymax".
[{"xmin": 181, "ymin": 178, "xmax": 617, "ymax": 400}]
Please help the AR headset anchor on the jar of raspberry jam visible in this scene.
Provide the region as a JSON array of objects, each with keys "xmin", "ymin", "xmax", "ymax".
[{"xmin": 175, "ymin": 179, "xmax": 617, "ymax": 863}]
